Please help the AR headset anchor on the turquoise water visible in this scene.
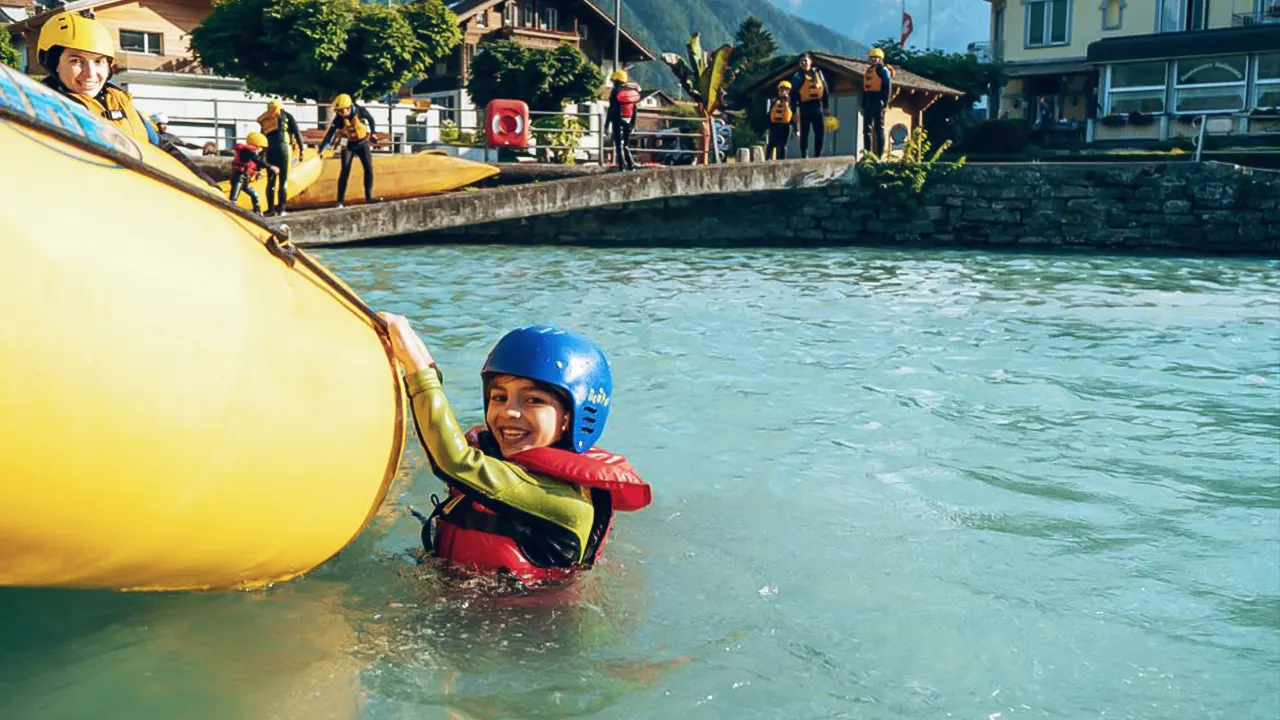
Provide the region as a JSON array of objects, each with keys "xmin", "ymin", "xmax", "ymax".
[{"xmin": 2, "ymin": 247, "xmax": 1277, "ymax": 719}]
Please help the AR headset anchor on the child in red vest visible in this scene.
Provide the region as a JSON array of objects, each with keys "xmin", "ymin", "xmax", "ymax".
[{"xmin": 380, "ymin": 313, "xmax": 653, "ymax": 588}]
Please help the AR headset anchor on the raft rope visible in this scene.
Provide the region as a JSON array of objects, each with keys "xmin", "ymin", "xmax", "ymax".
[{"xmin": 0, "ymin": 105, "xmax": 388, "ymax": 334}]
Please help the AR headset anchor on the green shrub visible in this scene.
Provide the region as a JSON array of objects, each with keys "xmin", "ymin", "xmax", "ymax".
[{"xmin": 532, "ymin": 114, "xmax": 585, "ymax": 165}]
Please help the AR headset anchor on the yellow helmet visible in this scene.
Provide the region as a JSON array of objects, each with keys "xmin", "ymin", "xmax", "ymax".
[
  {"xmin": 267, "ymin": 99, "xmax": 283, "ymax": 112},
  {"xmin": 246, "ymin": 131, "xmax": 269, "ymax": 148},
  {"xmin": 38, "ymin": 11, "xmax": 115, "ymax": 72},
  {"xmin": 332, "ymin": 94, "xmax": 354, "ymax": 110},
  {"xmin": 610, "ymin": 69, "xmax": 628, "ymax": 83},
  {"xmin": 778, "ymin": 80, "xmax": 793, "ymax": 90},
  {"xmin": 868, "ymin": 47, "xmax": 886, "ymax": 60}
]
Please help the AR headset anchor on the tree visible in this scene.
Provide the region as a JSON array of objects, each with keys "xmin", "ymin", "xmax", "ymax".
[
  {"xmin": 190, "ymin": 0, "xmax": 461, "ymax": 102},
  {"xmin": 730, "ymin": 17, "xmax": 776, "ymax": 78},
  {"xmin": 0, "ymin": 28, "xmax": 19, "ymax": 69},
  {"xmin": 661, "ymin": 32, "xmax": 734, "ymax": 164},
  {"xmin": 465, "ymin": 40, "xmax": 604, "ymax": 113},
  {"xmin": 872, "ymin": 39, "xmax": 1006, "ymax": 147}
]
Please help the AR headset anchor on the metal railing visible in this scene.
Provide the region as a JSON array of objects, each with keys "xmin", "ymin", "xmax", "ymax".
[
  {"xmin": 130, "ymin": 93, "xmax": 712, "ymax": 165},
  {"xmin": 1232, "ymin": 3, "xmax": 1280, "ymax": 25}
]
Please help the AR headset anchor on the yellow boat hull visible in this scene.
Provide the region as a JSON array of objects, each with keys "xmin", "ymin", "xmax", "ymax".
[
  {"xmin": 217, "ymin": 148, "xmax": 324, "ymax": 212},
  {"xmin": 290, "ymin": 150, "xmax": 498, "ymax": 209},
  {"xmin": 0, "ymin": 68, "xmax": 404, "ymax": 592}
]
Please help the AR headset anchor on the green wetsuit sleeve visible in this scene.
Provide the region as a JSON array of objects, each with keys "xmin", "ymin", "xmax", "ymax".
[
  {"xmin": 286, "ymin": 112, "xmax": 304, "ymax": 150},
  {"xmin": 405, "ymin": 369, "xmax": 595, "ymax": 550}
]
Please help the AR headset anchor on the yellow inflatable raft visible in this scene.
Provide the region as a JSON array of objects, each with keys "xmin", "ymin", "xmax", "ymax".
[
  {"xmin": 290, "ymin": 149, "xmax": 499, "ymax": 209},
  {"xmin": 217, "ymin": 147, "xmax": 325, "ymax": 212},
  {"xmin": 0, "ymin": 66, "xmax": 404, "ymax": 592}
]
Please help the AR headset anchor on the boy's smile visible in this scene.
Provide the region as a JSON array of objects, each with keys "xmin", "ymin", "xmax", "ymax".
[{"xmin": 486, "ymin": 375, "xmax": 570, "ymax": 457}]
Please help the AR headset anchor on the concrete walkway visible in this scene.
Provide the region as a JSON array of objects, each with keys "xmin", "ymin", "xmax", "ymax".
[{"xmin": 284, "ymin": 158, "xmax": 860, "ymax": 247}]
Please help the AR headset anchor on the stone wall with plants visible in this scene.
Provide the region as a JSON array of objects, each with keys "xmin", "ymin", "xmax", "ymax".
[{"xmin": 422, "ymin": 161, "xmax": 1280, "ymax": 256}]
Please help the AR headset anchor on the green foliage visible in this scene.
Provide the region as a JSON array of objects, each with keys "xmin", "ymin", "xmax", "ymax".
[
  {"xmin": 666, "ymin": 103, "xmax": 705, "ymax": 135},
  {"xmin": 0, "ymin": 29, "xmax": 19, "ymax": 69},
  {"xmin": 858, "ymin": 128, "xmax": 965, "ymax": 204},
  {"xmin": 190, "ymin": 0, "xmax": 461, "ymax": 102},
  {"xmin": 730, "ymin": 112, "xmax": 762, "ymax": 150},
  {"xmin": 730, "ymin": 17, "xmax": 777, "ymax": 77},
  {"xmin": 871, "ymin": 38, "xmax": 1005, "ymax": 147},
  {"xmin": 466, "ymin": 40, "xmax": 604, "ymax": 113},
  {"xmin": 532, "ymin": 114, "xmax": 586, "ymax": 165},
  {"xmin": 582, "ymin": 0, "xmax": 866, "ymax": 95},
  {"xmin": 439, "ymin": 119, "xmax": 459, "ymax": 144}
]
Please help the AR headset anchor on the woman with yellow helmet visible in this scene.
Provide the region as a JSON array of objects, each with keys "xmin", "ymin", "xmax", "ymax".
[
  {"xmin": 862, "ymin": 47, "xmax": 894, "ymax": 157},
  {"xmin": 605, "ymin": 69, "xmax": 640, "ymax": 171},
  {"xmin": 318, "ymin": 93, "xmax": 379, "ymax": 208},
  {"xmin": 257, "ymin": 99, "xmax": 305, "ymax": 215},
  {"xmin": 37, "ymin": 10, "xmax": 156, "ymax": 145}
]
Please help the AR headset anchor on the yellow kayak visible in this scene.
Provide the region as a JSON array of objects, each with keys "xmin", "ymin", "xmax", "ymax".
[
  {"xmin": 290, "ymin": 149, "xmax": 499, "ymax": 209},
  {"xmin": 0, "ymin": 66, "xmax": 404, "ymax": 592},
  {"xmin": 217, "ymin": 147, "xmax": 324, "ymax": 212}
]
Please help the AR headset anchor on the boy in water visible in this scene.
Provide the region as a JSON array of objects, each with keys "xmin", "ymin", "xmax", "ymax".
[{"xmin": 380, "ymin": 314, "xmax": 652, "ymax": 586}]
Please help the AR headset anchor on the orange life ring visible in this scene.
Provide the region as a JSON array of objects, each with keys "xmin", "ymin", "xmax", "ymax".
[{"xmin": 485, "ymin": 99, "xmax": 529, "ymax": 149}]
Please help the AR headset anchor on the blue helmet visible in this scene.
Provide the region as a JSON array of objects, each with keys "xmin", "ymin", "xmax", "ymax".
[{"xmin": 481, "ymin": 326, "xmax": 612, "ymax": 453}]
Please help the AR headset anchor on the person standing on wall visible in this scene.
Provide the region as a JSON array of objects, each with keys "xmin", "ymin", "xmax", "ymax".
[
  {"xmin": 258, "ymin": 99, "xmax": 305, "ymax": 216},
  {"xmin": 861, "ymin": 48, "xmax": 894, "ymax": 158},
  {"xmin": 788, "ymin": 53, "xmax": 830, "ymax": 158},
  {"xmin": 766, "ymin": 80, "xmax": 796, "ymax": 160},
  {"xmin": 605, "ymin": 69, "xmax": 641, "ymax": 171},
  {"xmin": 318, "ymin": 94, "xmax": 378, "ymax": 208}
]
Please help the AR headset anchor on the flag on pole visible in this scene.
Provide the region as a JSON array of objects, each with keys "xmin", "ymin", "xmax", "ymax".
[{"xmin": 900, "ymin": 12, "xmax": 914, "ymax": 46}]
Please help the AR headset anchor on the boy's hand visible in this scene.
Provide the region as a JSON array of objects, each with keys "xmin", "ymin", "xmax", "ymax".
[{"xmin": 377, "ymin": 312, "xmax": 435, "ymax": 374}]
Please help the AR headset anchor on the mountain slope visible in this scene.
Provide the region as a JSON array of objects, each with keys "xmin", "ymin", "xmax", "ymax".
[
  {"xmin": 770, "ymin": 0, "xmax": 989, "ymax": 54},
  {"xmin": 594, "ymin": 0, "xmax": 868, "ymax": 91}
]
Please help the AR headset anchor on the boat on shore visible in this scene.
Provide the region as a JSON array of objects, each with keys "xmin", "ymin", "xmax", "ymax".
[{"xmin": 289, "ymin": 149, "xmax": 499, "ymax": 209}]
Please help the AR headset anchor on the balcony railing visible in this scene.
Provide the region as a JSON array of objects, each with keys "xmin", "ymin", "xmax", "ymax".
[
  {"xmin": 967, "ymin": 40, "xmax": 1000, "ymax": 63},
  {"xmin": 494, "ymin": 24, "xmax": 580, "ymax": 50},
  {"xmin": 1232, "ymin": 5, "xmax": 1280, "ymax": 26}
]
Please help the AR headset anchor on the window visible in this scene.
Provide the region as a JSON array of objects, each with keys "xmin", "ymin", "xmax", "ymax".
[
  {"xmin": 522, "ymin": 4, "xmax": 534, "ymax": 27},
  {"xmin": 580, "ymin": 22, "xmax": 589, "ymax": 39},
  {"xmin": 1174, "ymin": 55, "xmax": 1246, "ymax": 113},
  {"xmin": 1100, "ymin": 0, "xmax": 1123, "ymax": 29},
  {"xmin": 544, "ymin": 8, "xmax": 559, "ymax": 31},
  {"xmin": 1253, "ymin": 53, "xmax": 1280, "ymax": 109},
  {"xmin": 1159, "ymin": 0, "xmax": 1209, "ymax": 32},
  {"xmin": 1025, "ymin": 0, "xmax": 1070, "ymax": 47},
  {"xmin": 1106, "ymin": 61, "xmax": 1167, "ymax": 114},
  {"xmin": 119, "ymin": 30, "xmax": 162, "ymax": 56},
  {"xmin": 475, "ymin": 11, "xmax": 487, "ymax": 28},
  {"xmin": 503, "ymin": 2, "xmax": 516, "ymax": 26}
]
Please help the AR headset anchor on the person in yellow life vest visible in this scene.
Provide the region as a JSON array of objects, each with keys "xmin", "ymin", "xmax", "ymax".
[
  {"xmin": 787, "ymin": 53, "xmax": 830, "ymax": 158},
  {"xmin": 766, "ymin": 80, "xmax": 796, "ymax": 161},
  {"xmin": 862, "ymin": 47, "xmax": 894, "ymax": 157},
  {"xmin": 318, "ymin": 94, "xmax": 378, "ymax": 208},
  {"xmin": 257, "ymin": 99, "xmax": 305, "ymax": 216},
  {"xmin": 37, "ymin": 10, "xmax": 157, "ymax": 146}
]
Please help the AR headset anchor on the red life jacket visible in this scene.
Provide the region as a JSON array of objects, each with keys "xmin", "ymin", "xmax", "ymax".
[
  {"xmin": 428, "ymin": 426, "xmax": 652, "ymax": 584},
  {"xmin": 616, "ymin": 86, "xmax": 641, "ymax": 120},
  {"xmin": 231, "ymin": 143, "xmax": 260, "ymax": 175}
]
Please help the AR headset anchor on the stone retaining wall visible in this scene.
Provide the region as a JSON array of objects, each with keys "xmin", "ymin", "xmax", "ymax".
[{"xmin": 407, "ymin": 162, "xmax": 1279, "ymax": 256}]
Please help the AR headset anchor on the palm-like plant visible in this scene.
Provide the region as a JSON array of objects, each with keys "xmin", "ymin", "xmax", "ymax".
[{"xmin": 661, "ymin": 32, "xmax": 734, "ymax": 164}]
